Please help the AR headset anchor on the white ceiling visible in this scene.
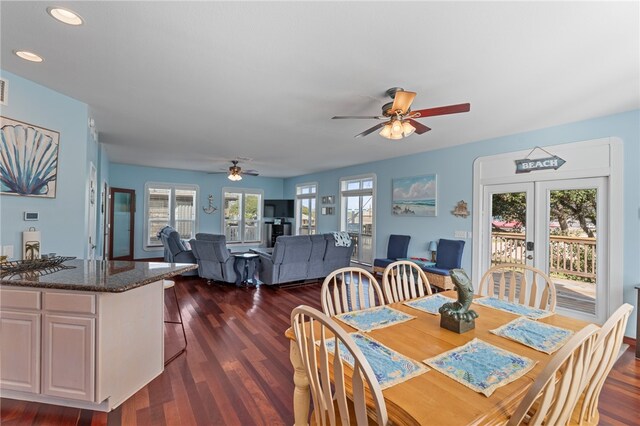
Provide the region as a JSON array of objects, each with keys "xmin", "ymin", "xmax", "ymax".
[{"xmin": 1, "ymin": 1, "xmax": 638, "ymax": 178}]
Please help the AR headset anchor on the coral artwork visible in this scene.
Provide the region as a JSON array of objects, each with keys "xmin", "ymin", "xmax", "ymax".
[{"xmin": 1, "ymin": 116, "xmax": 59, "ymax": 198}]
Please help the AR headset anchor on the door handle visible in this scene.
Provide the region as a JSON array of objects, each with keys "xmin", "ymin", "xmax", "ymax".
[{"xmin": 526, "ymin": 255, "xmax": 533, "ymax": 260}]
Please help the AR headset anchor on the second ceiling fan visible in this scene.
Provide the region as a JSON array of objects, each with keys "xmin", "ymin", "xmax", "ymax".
[{"xmin": 332, "ymin": 87, "xmax": 470, "ymax": 139}]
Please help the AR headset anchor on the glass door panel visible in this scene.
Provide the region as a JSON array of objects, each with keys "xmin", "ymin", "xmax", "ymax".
[
  {"xmin": 343, "ymin": 195, "xmax": 374, "ymax": 264},
  {"xmin": 224, "ymin": 193, "xmax": 241, "ymax": 242},
  {"xmin": 244, "ymin": 193, "xmax": 261, "ymax": 242},
  {"xmin": 110, "ymin": 188, "xmax": 135, "ymax": 260}
]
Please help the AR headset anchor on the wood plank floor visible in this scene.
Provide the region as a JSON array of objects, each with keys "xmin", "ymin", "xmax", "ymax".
[{"xmin": 1, "ymin": 276, "xmax": 638, "ymax": 425}]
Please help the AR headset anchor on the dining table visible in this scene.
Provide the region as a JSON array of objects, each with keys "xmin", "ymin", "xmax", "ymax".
[{"xmin": 285, "ymin": 290, "xmax": 592, "ymax": 425}]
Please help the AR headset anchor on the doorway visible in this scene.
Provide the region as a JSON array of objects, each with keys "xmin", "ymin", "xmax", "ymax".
[
  {"xmin": 340, "ymin": 174, "xmax": 375, "ymax": 265},
  {"xmin": 87, "ymin": 163, "xmax": 97, "ymax": 260},
  {"xmin": 109, "ymin": 188, "xmax": 135, "ymax": 261}
]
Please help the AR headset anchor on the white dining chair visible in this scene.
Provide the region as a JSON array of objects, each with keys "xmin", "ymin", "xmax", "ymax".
[
  {"xmin": 291, "ymin": 305, "xmax": 388, "ymax": 425},
  {"xmin": 507, "ymin": 324, "xmax": 600, "ymax": 426},
  {"xmin": 571, "ymin": 303, "xmax": 634, "ymax": 425},
  {"xmin": 321, "ymin": 267, "xmax": 385, "ymax": 316},
  {"xmin": 479, "ymin": 263, "xmax": 557, "ymax": 312},
  {"xmin": 382, "ymin": 260, "xmax": 432, "ymax": 304}
]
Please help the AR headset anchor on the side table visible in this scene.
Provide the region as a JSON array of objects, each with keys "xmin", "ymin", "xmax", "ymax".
[{"xmin": 232, "ymin": 253, "xmax": 260, "ymax": 286}]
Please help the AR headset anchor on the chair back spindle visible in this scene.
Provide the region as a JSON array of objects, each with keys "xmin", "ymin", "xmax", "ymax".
[
  {"xmin": 382, "ymin": 260, "xmax": 432, "ymax": 303},
  {"xmin": 479, "ymin": 263, "xmax": 556, "ymax": 311},
  {"xmin": 321, "ymin": 267, "xmax": 385, "ymax": 316}
]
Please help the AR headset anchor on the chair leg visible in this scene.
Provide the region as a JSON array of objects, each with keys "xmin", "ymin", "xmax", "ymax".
[{"xmin": 165, "ymin": 283, "xmax": 187, "ymax": 366}]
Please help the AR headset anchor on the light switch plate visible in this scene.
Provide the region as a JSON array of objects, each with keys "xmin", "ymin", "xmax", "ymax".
[
  {"xmin": 454, "ymin": 230, "xmax": 466, "ymax": 238},
  {"xmin": 2, "ymin": 245, "xmax": 14, "ymax": 258}
]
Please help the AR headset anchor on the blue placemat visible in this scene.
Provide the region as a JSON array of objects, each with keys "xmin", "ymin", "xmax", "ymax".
[
  {"xmin": 474, "ymin": 296, "xmax": 554, "ymax": 320},
  {"xmin": 424, "ymin": 338, "xmax": 536, "ymax": 397},
  {"xmin": 324, "ymin": 333, "xmax": 428, "ymax": 389},
  {"xmin": 403, "ymin": 293, "xmax": 454, "ymax": 315},
  {"xmin": 491, "ymin": 317, "xmax": 573, "ymax": 354},
  {"xmin": 335, "ymin": 305, "xmax": 415, "ymax": 332}
]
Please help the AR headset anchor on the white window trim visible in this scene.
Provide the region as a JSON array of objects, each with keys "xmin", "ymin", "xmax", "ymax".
[
  {"xmin": 295, "ymin": 182, "xmax": 318, "ymax": 235},
  {"xmin": 221, "ymin": 187, "xmax": 264, "ymax": 245},
  {"xmin": 143, "ymin": 181, "xmax": 199, "ymax": 251},
  {"xmin": 471, "ymin": 137, "xmax": 623, "ymax": 321}
]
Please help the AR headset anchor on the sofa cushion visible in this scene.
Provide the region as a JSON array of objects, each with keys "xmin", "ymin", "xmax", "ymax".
[
  {"xmin": 373, "ymin": 258, "xmax": 395, "ymax": 268},
  {"xmin": 307, "ymin": 234, "xmax": 328, "ymax": 278},
  {"xmin": 423, "ymin": 266, "xmax": 451, "ymax": 276},
  {"xmin": 435, "ymin": 239, "xmax": 465, "ymax": 270},
  {"xmin": 386, "ymin": 234, "xmax": 411, "ymax": 260}
]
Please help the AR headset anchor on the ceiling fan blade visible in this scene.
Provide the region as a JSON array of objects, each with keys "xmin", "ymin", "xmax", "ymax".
[
  {"xmin": 332, "ymin": 115, "xmax": 385, "ymax": 120},
  {"xmin": 407, "ymin": 119, "xmax": 431, "ymax": 135},
  {"xmin": 242, "ymin": 170, "xmax": 259, "ymax": 176},
  {"xmin": 411, "ymin": 103, "xmax": 471, "ymax": 119},
  {"xmin": 391, "ymin": 91, "xmax": 416, "ymax": 115},
  {"xmin": 355, "ymin": 122, "xmax": 386, "ymax": 138}
]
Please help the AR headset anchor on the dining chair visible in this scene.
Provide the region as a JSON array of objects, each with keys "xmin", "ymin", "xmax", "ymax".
[
  {"xmin": 479, "ymin": 263, "xmax": 557, "ymax": 312},
  {"xmin": 507, "ymin": 324, "xmax": 600, "ymax": 426},
  {"xmin": 571, "ymin": 303, "xmax": 634, "ymax": 426},
  {"xmin": 382, "ymin": 260, "xmax": 432, "ymax": 303},
  {"xmin": 291, "ymin": 305, "xmax": 388, "ymax": 425},
  {"xmin": 321, "ymin": 267, "xmax": 385, "ymax": 316}
]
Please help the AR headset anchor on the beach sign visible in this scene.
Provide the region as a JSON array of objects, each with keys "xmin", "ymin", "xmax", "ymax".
[{"xmin": 515, "ymin": 155, "xmax": 565, "ymax": 174}]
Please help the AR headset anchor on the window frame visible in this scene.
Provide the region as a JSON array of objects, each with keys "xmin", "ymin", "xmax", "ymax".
[
  {"xmin": 295, "ymin": 182, "xmax": 318, "ymax": 235},
  {"xmin": 143, "ymin": 182, "xmax": 199, "ymax": 251},
  {"xmin": 221, "ymin": 187, "xmax": 264, "ymax": 245}
]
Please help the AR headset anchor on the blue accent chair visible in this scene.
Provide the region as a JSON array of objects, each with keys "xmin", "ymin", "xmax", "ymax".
[
  {"xmin": 157, "ymin": 226, "xmax": 198, "ymax": 276},
  {"xmin": 423, "ymin": 239, "xmax": 465, "ymax": 290},
  {"xmin": 372, "ymin": 234, "xmax": 411, "ymax": 275},
  {"xmin": 189, "ymin": 233, "xmax": 237, "ymax": 284}
]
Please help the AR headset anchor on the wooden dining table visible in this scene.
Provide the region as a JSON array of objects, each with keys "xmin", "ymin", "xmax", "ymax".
[{"xmin": 285, "ymin": 291, "xmax": 592, "ymax": 425}]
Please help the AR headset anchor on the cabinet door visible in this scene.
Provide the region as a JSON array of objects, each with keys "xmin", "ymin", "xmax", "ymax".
[
  {"xmin": 43, "ymin": 314, "xmax": 95, "ymax": 401},
  {"xmin": 0, "ymin": 311, "xmax": 41, "ymax": 393}
]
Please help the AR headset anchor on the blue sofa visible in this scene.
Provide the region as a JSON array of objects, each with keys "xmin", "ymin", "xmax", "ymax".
[
  {"xmin": 157, "ymin": 226, "xmax": 198, "ymax": 276},
  {"xmin": 256, "ymin": 234, "xmax": 354, "ymax": 285}
]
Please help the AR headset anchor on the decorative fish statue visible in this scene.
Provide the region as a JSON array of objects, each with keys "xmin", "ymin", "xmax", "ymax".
[{"xmin": 439, "ymin": 268, "xmax": 478, "ymax": 322}]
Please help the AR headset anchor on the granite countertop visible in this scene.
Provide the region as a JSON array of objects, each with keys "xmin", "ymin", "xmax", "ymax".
[{"xmin": 0, "ymin": 259, "xmax": 198, "ymax": 292}]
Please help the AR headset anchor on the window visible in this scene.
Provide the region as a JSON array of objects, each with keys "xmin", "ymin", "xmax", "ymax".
[
  {"xmin": 340, "ymin": 175, "xmax": 375, "ymax": 265},
  {"xmin": 145, "ymin": 183, "xmax": 198, "ymax": 248},
  {"xmin": 296, "ymin": 183, "xmax": 317, "ymax": 235},
  {"xmin": 223, "ymin": 188, "xmax": 263, "ymax": 244}
]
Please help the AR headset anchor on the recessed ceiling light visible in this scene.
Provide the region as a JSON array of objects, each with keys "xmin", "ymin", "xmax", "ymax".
[
  {"xmin": 47, "ymin": 7, "xmax": 83, "ymax": 26},
  {"xmin": 14, "ymin": 50, "xmax": 44, "ymax": 63}
]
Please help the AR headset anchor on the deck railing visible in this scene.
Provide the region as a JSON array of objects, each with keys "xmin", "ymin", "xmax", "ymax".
[{"xmin": 491, "ymin": 232, "xmax": 596, "ymax": 281}]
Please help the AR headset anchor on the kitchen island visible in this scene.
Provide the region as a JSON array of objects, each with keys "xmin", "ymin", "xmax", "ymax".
[{"xmin": 0, "ymin": 259, "xmax": 197, "ymax": 411}]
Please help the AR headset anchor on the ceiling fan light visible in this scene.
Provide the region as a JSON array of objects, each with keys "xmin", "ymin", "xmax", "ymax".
[
  {"xmin": 402, "ymin": 121, "xmax": 416, "ymax": 137},
  {"xmin": 391, "ymin": 119, "xmax": 403, "ymax": 135},
  {"xmin": 389, "ymin": 132, "xmax": 403, "ymax": 140},
  {"xmin": 379, "ymin": 123, "xmax": 392, "ymax": 139}
]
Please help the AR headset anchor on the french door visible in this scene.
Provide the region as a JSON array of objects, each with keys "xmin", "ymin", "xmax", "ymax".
[
  {"xmin": 340, "ymin": 175, "xmax": 375, "ymax": 265},
  {"xmin": 483, "ymin": 177, "xmax": 607, "ymax": 323}
]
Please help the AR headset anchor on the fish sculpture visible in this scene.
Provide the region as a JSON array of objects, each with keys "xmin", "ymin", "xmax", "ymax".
[{"xmin": 439, "ymin": 268, "xmax": 478, "ymax": 323}]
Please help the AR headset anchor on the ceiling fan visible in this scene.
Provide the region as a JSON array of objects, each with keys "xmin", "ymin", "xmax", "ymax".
[
  {"xmin": 210, "ymin": 160, "xmax": 259, "ymax": 181},
  {"xmin": 332, "ymin": 87, "xmax": 470, "ymax": 139}
]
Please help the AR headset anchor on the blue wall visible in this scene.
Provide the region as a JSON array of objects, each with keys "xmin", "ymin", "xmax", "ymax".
[
  {"xmin": 0, "ymin": 71, "xmax": 92, "ymax": 258},
  {"xmin": 284, "ymin": 109, "xmax": 640, "ymax": 336},
  {"xmin": 108, "ymin": 163, "xmax": 285, "ymax": 259}
]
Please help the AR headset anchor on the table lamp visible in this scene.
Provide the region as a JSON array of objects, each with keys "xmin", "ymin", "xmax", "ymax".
[{"xmin": 428, "ymin": 240, "xmax": 438, "ymax": 262}]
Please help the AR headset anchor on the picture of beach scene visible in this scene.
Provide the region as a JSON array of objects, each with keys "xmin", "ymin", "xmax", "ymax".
[{"xmin": 392, "ymin": 174, "xmax": 437, "ymax": 217}]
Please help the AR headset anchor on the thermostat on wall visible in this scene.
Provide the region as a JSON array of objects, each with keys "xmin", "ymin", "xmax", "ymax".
[{"xmin": 24, "ymin": 212, "xmax": 39, "ymax": 221}]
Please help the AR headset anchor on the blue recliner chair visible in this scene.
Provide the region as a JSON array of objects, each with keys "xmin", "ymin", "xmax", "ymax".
[
  {"xmin": 373, "ymin": 234, "xmax": 411, "ymax": 275},
  {"xmin": 423, "ymin": 239, "xmax": 465, "ymax": 291},
  {"xmin": 157, "ymin": 226, "xmax": 198, "ymax": 276},
  {"xmin": 189, "ymin": 234, "xmax": 237, "ymax": 284}
]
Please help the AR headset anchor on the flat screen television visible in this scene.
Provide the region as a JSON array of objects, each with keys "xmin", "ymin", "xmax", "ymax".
[{"xmin": 264, "ymin": 199, "xmax": 294, "ymax": 218}]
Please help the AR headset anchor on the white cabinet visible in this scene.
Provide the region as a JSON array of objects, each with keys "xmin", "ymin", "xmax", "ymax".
[
  {"xmin": 0, "ymin": 311, "xmax": 41, "ymax": 393},
  {"xmin": 43, "ymin": 314, "xmax": 95, "ymax": 401}
]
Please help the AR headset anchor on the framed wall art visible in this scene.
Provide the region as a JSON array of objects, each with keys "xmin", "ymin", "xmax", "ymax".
[
  {"xmin": 392, "ymin": 174, "xmax": 437, "ymax": 217},
  {"xmin": 1, "ymin": 116, "xmax": 60, "ymax": 198}
]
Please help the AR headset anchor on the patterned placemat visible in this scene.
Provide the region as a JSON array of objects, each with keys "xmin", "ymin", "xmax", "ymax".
[
  {"xmin": 335, "ymin": 305, "xmax": 416, "ymax": 332},
  {"xmin": 474, "ymin": 296, "xmax": 554, "ymax": 320},
  {"xmin": 403, "ymin": 293, "xmax": 454, "ymax": 315},
  {"xmin": 491, "ymin": 317, "xmax": 573, "ymax": 354},
  {"xmin": 423, "ymin": 338, "xmax": 537, "ymax": 397},
  {"xmin": 324, "ymin": 333, "xmax": 429, "ymax": 389}
]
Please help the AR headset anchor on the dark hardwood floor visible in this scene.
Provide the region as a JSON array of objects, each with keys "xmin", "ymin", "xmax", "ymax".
[{"xmin": 1, "ymin": 276, "xmax": 638, "ymax": 425}]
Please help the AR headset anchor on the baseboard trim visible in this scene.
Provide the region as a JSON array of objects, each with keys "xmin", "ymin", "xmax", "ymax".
[{"xmin": 623, "ymin": 336, "xmax": 636, "ymax": 347}]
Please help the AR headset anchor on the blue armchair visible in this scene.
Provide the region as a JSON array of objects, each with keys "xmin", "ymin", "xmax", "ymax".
[
  {"xmin": 157, "ymin": 226, "xmax": 198, "ymax": 276},
  {"xmin": 373, "ymin": 234, "xmax": 411, "ymax": 275},
  {"xmin": 422, "ymin": 239, "xmax": 465, "ymax": 290},
  {"xmin": 189, "ymin": 234, "xmax": 237, "ymax": 284}
]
